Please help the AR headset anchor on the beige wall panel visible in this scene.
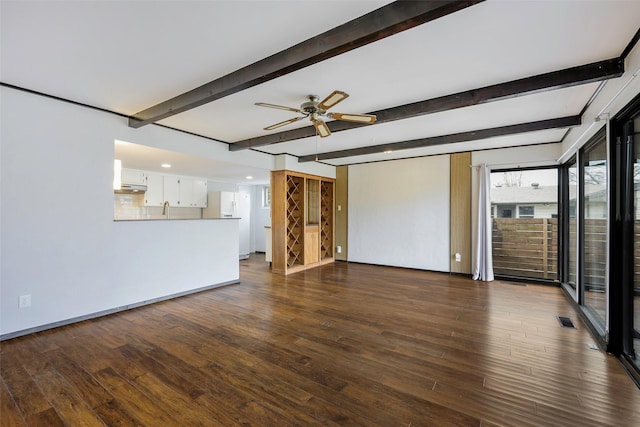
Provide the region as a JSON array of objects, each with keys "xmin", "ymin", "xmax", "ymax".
[
  {"xmin": 450, "ymin": 152, "xmax": 472, "ymax": 274},
  {"xmin": 335, "ymin": 166, "xmax": 348, "ymax": 261}
]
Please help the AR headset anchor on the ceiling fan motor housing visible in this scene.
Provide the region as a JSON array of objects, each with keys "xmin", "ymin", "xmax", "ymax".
[{"xmin": 301, "ymin": 95, "xmax": 324, "ymax": 116}]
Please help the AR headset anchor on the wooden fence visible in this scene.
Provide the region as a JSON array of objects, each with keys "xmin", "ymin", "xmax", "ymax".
[
  {"xmin": 493, "ymin": 218, "xmax": 640, "ymax": 292},
  {"xmin": 492, "ymin": 218, "xmax": 558, "ymax": 279}
]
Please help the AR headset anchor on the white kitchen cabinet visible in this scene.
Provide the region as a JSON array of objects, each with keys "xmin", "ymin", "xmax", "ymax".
[
  {"xmin": 121, "ymin": 168, "xmax": 145, "ymax": 185},
  {"xmin": 191, "ymin": 179, "xmax": 208, "ymax": 207},
  {"xmin": 144, "ymin": 172, "xmax": 164, "ymax": 206},
  {"xmin": 161, "ymin": 176, "xmax": 208, "ymax": 207},
  {"xmin": 178, "ymin": 178, "xmax": 207, "ymax": 207},
  {"xmin": 179, "ymin": 178, "xmax": 194, "ymax": 207},
  {"xmin": 141, "ymin": 173, "xmax": 208, "ymax": 208},
  {"xmin": 163, "ymin": 176, "xmax": 181, "ymax": 206}
]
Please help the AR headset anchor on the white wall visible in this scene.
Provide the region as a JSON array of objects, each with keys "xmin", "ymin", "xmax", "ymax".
[
  {"xmin": 348, "ymin": 155, "xmax": 450, "ymax": 272},
  {"xmin": 0, "ymin": 87, "xmax": 269, "ymax": 338},
  {"xmin": 274, "ymin": 154, "xmax": 336, "ymax": 179}
]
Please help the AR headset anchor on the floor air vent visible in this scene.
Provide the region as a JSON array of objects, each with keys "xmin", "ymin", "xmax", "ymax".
[{"xmin": 557, "ymin": 316, "xmax": 576, "ymax": 328}]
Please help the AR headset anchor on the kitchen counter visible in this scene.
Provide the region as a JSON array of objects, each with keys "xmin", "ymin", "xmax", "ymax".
[{"xmin": 114, "ymin": 217, "xmax": 240, "ymax": 222}]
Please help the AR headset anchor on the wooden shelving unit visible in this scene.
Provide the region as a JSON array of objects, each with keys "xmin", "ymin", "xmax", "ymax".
[
  {"xmin": 271, "ymin": 170, "xmax": 334, "ymax": 275},
  {"xmin": 286, "ymin": 174, "xmax": 304, "ymax": 268},
  {"xmin": 320, "ymin": 181, "xmax": 334, "ymax": 260}
]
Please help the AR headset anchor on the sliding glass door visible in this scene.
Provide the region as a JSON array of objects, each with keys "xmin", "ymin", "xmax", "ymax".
[
  {"xmin": 563, "ymin": 159, "xmax": 578, "ymax": 300},
  {"xmin": 582, "ymin": 134, "xmax": 608, "ymax": 328},
  {"xmin": 605, "ymin": 99, "xmax": 640, "ymax": 380},
  {"xmin": 633, "ymin": 120, "xmax": 639, "ymax": 369},
  {"xmin": 563, "ymin": 94, "xmax": 640, "ymax": 383},
  {"xmin": 620, "ymin": 114, "xmax": 640, "ymax": 372},
  {"xmin": 490, "ymin": 168, "xmax": 558, "ymax": 281}
]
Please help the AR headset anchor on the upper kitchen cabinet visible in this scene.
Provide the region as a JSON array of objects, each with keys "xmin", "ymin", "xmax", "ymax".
[
  {"xmin": 181, "ymin": 178, "xmax": 207, "ymax": 207},
  {"xmin": 161, "ymin": 176, "xmax": 208, "ymax": 207},
  {"xmin": 144, "ymin": 172, "xmax": 164, "ymax": 206},
  {"xmin": 121, "ymin": 168, "xmax": 145, "ymax": 186},
  {"xmin": 163, "ymin": 176, "xmax": 181, "ymax": 205},
  {"xmin": 191, "ymin": 179, "xmax": 208, "ymax": 208},
  {"xmin": 124, "ymin": 171, "xmax": 208, "ymax": 208}
]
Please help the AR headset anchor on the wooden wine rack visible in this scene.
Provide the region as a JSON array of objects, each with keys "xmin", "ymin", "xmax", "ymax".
[
  {"xmin": 271, "ymin": 170, "xmax": 334, "ymax": 275},
  {"xmin": 286, "ymin": 175, "xmax": 304, "ymax": 267},
  {"xmin": 320, "ymin": 181, "xmax": 334, "ymax": 260}
]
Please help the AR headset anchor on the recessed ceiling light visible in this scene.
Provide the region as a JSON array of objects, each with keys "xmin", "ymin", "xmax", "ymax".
[
  {"xmin": 161, "ymin": 163, "xmax": 171, "ymax": 168},
  {"xmin": 246, "ymin": 176, "xmax": 253, "ymax": 180},
  {"xmin": 383, "ymin": 150, "xmax": 393, "ymax": 154}
]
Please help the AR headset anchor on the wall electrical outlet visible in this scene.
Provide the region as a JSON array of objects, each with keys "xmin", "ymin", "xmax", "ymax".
[
  {"xmin": 455, "ymin": 253, "xmax": 461, "ymax": 263},
  {"xmin": 19, "ymin": 294, "xmax": 31, "ymax": 308},
  {"xmin": 337, "ymin": 245, "xmax": 342, "ymax": 254}
]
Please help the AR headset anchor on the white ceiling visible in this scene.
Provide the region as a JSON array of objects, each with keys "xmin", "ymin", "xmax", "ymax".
[{"xmin": 2, "ymin": 1, "xmax": 640, "ymax": 182}]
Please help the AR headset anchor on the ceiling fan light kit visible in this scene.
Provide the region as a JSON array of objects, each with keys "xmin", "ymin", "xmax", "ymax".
[{"xmin": 256, "ymin": 90, "xmax": 376, "ymax": 138}]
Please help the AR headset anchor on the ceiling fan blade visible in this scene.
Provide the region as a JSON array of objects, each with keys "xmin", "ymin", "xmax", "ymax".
[
  {"xmin": 313, "ymin": 119, "xmax": 331, "ymax": 138},
  {"xmin": 264, "ymin": 116, "xmax": 304, "ymax": 131},
  {"xmin": 329, "ymin": 112, "xmax": 377, "ymax": 124},
  {"xmin": 255, "ymin": 102, "xmax": 301, "ymax": 113},
  {"xmin": 318, "ymin": 90, "xmax": 349, "ymax": 111}
]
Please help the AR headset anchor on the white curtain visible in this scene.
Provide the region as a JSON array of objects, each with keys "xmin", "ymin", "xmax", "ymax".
[{"xmin": 472, "ymin": 163, "xmax": 494, "ymax": 281}]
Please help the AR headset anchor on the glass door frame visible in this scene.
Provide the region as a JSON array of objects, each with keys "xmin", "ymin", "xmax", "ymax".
[
  {"xmin": 610, "ymin": 93, "xmax": 640, "ymax": 385},
  {"xmin": 560, "ymin": 156, "xmax": 579, "ymax": 302},
  {"xmin": 578, "ymin": 128, "xmax": 609, "ymax": 339},
  {"xmin": 489, "ymin": 166, "xmax": 561, "ymax": 283},
  {"xmin": 561, "ymin": 93, "xmax": 640, "ymax": 387}
]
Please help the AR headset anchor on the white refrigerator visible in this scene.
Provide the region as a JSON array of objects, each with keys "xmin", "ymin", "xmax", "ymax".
[
  {"xmin": 203, "ymin": 191, "xmax": 251, "ymax": 259},
  {"xmin": 236, "ymin": 191, "xmax": 251, "ymax": 259}
]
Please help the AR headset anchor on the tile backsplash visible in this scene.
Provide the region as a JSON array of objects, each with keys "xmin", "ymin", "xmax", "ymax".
[{"xmin": 114, "ymin": 194, "xmax": 202, "ymax": 220}]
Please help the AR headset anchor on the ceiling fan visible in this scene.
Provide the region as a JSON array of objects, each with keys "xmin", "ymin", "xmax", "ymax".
[{"xmin": 255, "ymin": 90, "xmax": 376, "ymax": 138}]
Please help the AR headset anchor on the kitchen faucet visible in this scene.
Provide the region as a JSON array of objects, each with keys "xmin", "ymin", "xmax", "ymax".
[{"xmin": 162, "ymin": 201, "xmax": 170, "ymax": 219}]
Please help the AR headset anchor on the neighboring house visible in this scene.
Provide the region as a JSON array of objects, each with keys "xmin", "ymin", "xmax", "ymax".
[
  {"xmin": 490, "ymin": 183, "xmax": 611, "ymax": 219},
  {"xmin": 491, "ymin": 184, "xmax": 559, "ymax": 219}
]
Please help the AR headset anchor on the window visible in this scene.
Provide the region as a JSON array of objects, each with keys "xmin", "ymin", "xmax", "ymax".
[
  {"xmin": 262, "ymin": 186, "xmax": 270, "ymax": 209},
  {"xmin": 498, "ymin": 205, "xmax": 514, "ymax": 218},
  {"xmin": 518, "ymin": 206, "xmax": 534, "ymax": 218}
]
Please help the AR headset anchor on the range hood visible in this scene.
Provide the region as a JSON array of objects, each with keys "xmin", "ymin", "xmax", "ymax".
[{"xmin": 114, "ymin": 183, "xmax": 147, "ymax": 194}]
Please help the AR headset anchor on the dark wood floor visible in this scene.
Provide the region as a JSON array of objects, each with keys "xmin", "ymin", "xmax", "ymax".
[{"xmin": 2, "ymin": 255, "xmax": 639, "ymax": 426}]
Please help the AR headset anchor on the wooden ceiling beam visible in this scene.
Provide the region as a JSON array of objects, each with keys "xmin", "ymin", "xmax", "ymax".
[
  {"xmin": 128, "ymin": 0, "xmax": 482, "ymax": 128},
  {"xmin": 231, "ymin": 58, "xmax": 622, "ymax": 151},
  {"xmin": 298, "ymin": 115, "xmax": 581, "ymax": 162}
]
